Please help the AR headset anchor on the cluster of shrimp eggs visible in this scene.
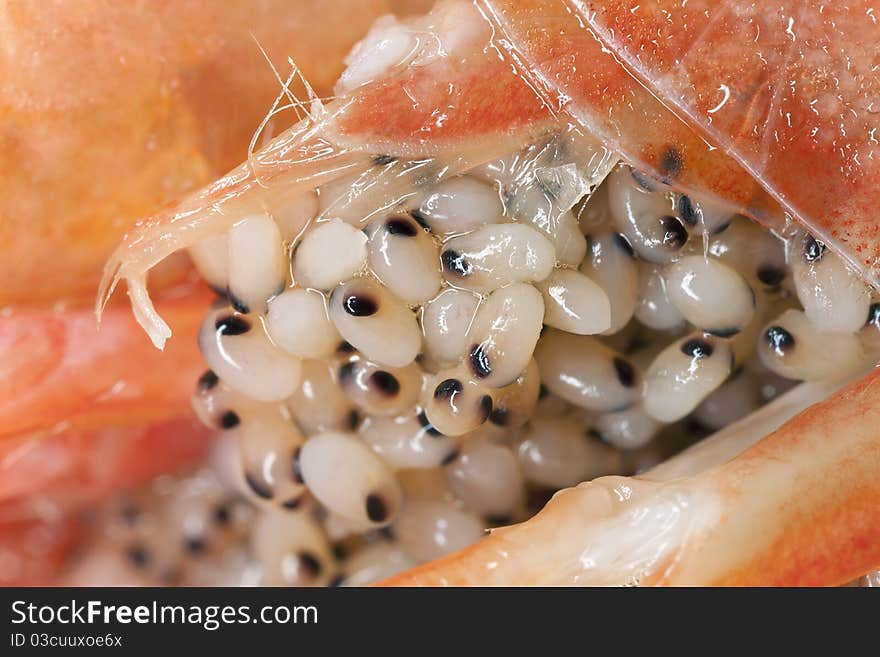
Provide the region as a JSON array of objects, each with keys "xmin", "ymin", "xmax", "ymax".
[{"xmin": 98, "ymin": 144, "xmax": 880, "ymax": 586}]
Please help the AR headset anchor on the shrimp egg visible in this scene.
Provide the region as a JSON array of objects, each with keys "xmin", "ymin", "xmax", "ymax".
[
  {"xmin": 445, "ymin": 441, "xmax": 524, "ymax": 519},
  {"xmin": 465, "ymin": 283, "xmax": 544, "ymax": 388},
  {"xmin": 199, "ymin": 307, "xmax": 301, "ymax": 402},
  {"xmin": 593, "ymin": 403, "xmax": 661, "ymax": 450},
  {"xmin": 392, "ymin": 501, "xmax": 485, "ymax": 562},
  {"xmin": 787, "ymin": 231, "xmax": 871, "ymax": 335},
  {"xmin": 535, "ymin": 328, "xmax": 642, "ymax": 412},
  {"xmin": 417, "ymin": 177, "xmax": 504, "ymax": 235},
  {"xmin": 252, "ymin": 511, "xmax": 336, "ymax": 586},
  {"xmin": 607, "ymin": 165, "xmax": 688, "ymax": 264},
  {"xmin": 665, "ymin": 255, "xmax": 756, "ymax": 336},
  {"xmin": 643, "ymin": 333, "xmax": 733, "ymax": 423},
  {"xmin": 266, "ymin": 288, "xmax": 340, "ymax": 359},
  {"xmin": 286, "ymin": 359, "xmax": 357, "ymax": 434},
  {"xmin": 337, "ymin": 356, "xmax": 422, "ymax": 417},
  {"xmin": 292, "ymin": 218, "xmax": 367, "ymax": 291},
  {"xmin": 423, "ymin": 364, "xmax": 494, "ymax": 437},
  {"xmin": 757, "ymin": 309, "xmax": 864, "ymax": 381},
  {"xmin": 227, "ymin": 214, "xmax": 286, "ymax": 315},
  {"xmin": 367, "ymin": 214, "xmax": 442, "ymax": 304},
  {"xmin": 232, "ymin": 406, "xmax": 307, "ymax": 509},
  {"xmin": 329, "ymin": 278, "xmax": 422, "ymax": 367},
  {"xmin": 298, "ymin": 432, "xmax": 403, "ymax": 527},
  {"xmin": 635, "ymin": 263, "xmax": 686, "ymax": 331},
  {"xmin": 441, "ymin": 223, "xmax": 555, "ymax": 293},
  {"xmin": 535, "ymin": 268, "xmax": 611, "ymax": 335},
  {"xmin": 420, "ymin": 288, "xmax": 481, "ymax": 368},
  {"xmin": 580, "ymin": 230, "xmax": 640, "ymax": 334}
]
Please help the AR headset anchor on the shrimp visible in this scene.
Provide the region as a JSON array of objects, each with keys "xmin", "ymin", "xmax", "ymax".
[{"xmin": 84, "ymin": 0, "xmax": 880, "ymax": 585}]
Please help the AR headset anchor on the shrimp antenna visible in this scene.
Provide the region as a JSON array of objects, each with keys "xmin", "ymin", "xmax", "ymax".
[{"xmin": 248, "ymin": 35, "xmax": 321, "ymax": 187}]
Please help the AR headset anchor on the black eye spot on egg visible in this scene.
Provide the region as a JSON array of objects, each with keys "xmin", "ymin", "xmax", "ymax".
[
  {"xmin": 488, "ymin": 406, "xmax": 510, "ymax": 426},
  {"xmin": 215, "ymin": 315, "xmax": 250, "ymax": 336},
  {"xmin": 678, "ymin": 195, "xmax": 699, "ymax": 227},
  {"xmin": 417, "ymin": 410, "xmax": 443, "ymax": 437},
  {"xmin": 343, "ymin": 294, "xmax": 378, "ymax": 317},
  {"xmin": 765, "ymin": 326, "xmax": 795, "ymax": 357},
  {"xmin": 282, "ymin": 495, "xmax": 304, "ymax": 510},
  {"xmin": 346, "ymin": 409, "xmax": 361, "ymax": 431},
  {"xmin": 298, "ymin": 551, "xmax": 323, "ymax": 578},
  {"xmin": 184, "ymin": 536, "xmax": 206, "ymax": 555},
  {"xmin": 365, "ymin": 494, "xmax": 389, "ymax": 523},
  {"xmin": 218, "ymin": 410, "xmax": 240, "ymax": 430},
  {"xmin": 127, "ymin": 544, "xmax": 150, "ymax": 569},
  {"xmin": 372, "ymin": 154, "xmax": 396, "ymax": 166},
  {"xmin": 478, "ymin": 395, "xmax": 494, "ymax": 422},
  {"xmin": 337, "ymin": 340, "xmax": 356, "ymax": 354},
  {"xmin": 613, "ymin": 232, "xmax": 636, "ymax": 258},
  {"xmin": 867, "ymin": 303, "xmax": 880, "ymax": 328},
  {"xmin": 660, "ymin": 145, "xmax": 683, "ymax": 180},
  {"xmin": 757, "ymin": 265, "xmax": 786, "ymax": 286},
  {"xmin": 630, "ymin": 168, "xmax": 656, "ymax": 191},
  {"xmin": 586, "ymin": 427, "xmax": 605, "ymax": 444},
  {"xmin": 370, "ymin": 371, "xmax": 400, "ymax": 397},
  {"xmin": 292, "ymin": 447, "xmax": 304, "ymax": 484},
  {"xmin": 612, "ymin": 357, "xmax": 637, "ymax": 388},
  {"xmin": 245, "ymin": 472, "xmax": 274, "ymax": 500},
  {"xmin": 410, "ymin": 209, "xmax": 431, "ymax": 230},
  {"xmin": 229, "ymin": 292, "xmax": 250, "ymax": 315},
  {"xmin": 469, "ymin": 343, "xmax": 492, "ymax": 379},
  {"xmin": 441, "ymin": 449, "xmax": 460, "ymax": 466},
  {"xmin": 804, "ymin": 235, "xmax": 826, "ymax": 263},
  {"xmin": 659, "ymin": 215, "xmax": 688, "ymax": 249},
  {"xmin": 434, "ymin": 378, "xmax": 463, "ymax": 401},
  {"xmin": 385, "ymin": 217, "xmax": 418, "ymax": 237},
  {"xmin": 708, "ymin": 326, "xmax": 740, "ymax": 338},
  {"xmin": 681, "ymin": 338, "xmax": 714, "ymax": 359},
  {"xmin": 441, "ymin": 249, "xmax": 472, "ymax": 277},
  {"xmin": 198, "ymin": 369, "xmax": 219, "ymax": 392},
  {"xmin": 213, "ymin": 505, "xmax": 231, "ymax": 526}
]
